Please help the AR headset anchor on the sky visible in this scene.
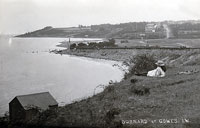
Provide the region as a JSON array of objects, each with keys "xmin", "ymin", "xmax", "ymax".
[{"xmin": 0, "ymin": 0, "xmax": 200, "ymax": 34}]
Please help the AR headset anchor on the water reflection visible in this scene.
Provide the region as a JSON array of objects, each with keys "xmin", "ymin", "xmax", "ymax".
[{"xmin": 8, "ymin": 38, "xmax": 12, "ymax": 47}]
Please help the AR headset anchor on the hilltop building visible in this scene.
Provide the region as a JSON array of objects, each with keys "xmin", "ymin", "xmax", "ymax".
[{"xmin": 145, "ymin": 23, "xmax": 157, "ymax": 32}]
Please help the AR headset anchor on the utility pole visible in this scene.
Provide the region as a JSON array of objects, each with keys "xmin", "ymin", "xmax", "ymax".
[{"xmin": 68, "ymin": 37, "xmax": 71, "ymax": 52}]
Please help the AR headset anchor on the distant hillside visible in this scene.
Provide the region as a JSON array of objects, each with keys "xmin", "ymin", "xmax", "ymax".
[
  {"xmin": 16, "ymin": 22, "xmax": 165, "ymax": 39},
  {"xmin": 169, "ymin": 22, "xmax": 200, "ymax": 38},
  {"xmin": 16, "ymin": 20, "xmax": 200, "ymax": 39}
]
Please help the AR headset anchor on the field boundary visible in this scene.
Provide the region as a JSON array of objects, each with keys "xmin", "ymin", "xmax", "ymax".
[{"xmin": 74, "ymin": 47, "xmax": 200, "ymax": 50}]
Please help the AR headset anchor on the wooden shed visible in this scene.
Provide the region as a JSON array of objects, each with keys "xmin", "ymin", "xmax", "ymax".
[{"xmin": 9, "ymin": 92, "xmax": 58, "ymax": 122}]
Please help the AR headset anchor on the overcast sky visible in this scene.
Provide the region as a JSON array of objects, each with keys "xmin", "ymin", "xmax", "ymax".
[{"xmin": 0, "ymin": 0, "xmax": 200, "ymax": 34}]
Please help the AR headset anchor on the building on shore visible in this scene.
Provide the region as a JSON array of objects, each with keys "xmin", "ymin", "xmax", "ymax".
[{"xmin": 9, "ymin": 92, "xmax": 58, "ymax": 122}]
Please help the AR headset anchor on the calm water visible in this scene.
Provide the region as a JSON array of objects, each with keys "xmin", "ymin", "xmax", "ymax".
[{"xmin": 0, "ymin": 36, "xmax": 125, "ymax": 116}]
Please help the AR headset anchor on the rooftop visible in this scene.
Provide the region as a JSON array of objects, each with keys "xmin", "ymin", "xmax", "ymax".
[{"xmin": 14, "ymin": 92, "xmax": 58, "ymax": 110}]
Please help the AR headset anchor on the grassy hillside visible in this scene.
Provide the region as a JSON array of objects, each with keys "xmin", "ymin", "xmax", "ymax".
[
  {"xmin": 16, "ymin": 22, "xmax": 166, "ymax": 39},
  {"xmin": 25, "ymin": 49, "xmax": 200, "ymax": 128},
  {"xmin": 16, "ymin": 20, "xmax": 200, "ymax": 39}
]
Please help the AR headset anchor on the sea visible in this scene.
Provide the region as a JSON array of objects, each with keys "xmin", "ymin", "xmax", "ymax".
[{"xmin": 0, "ymin": 36, "xmax": 125, "ymax": 116}]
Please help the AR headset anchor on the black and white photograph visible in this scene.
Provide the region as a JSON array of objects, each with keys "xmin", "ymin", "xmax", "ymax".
[{"xmin": 0, "ymin": 0, "xmax": 200, "ymax": 127}]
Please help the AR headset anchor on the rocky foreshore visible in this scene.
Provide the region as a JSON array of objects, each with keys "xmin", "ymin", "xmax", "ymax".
[{"xmin": 52, "ymin": 48, "xmax": 136, "ymax": 62}]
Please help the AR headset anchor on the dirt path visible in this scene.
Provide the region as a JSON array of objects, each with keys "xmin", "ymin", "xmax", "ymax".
[{"xmin": 163, "ymin": 24, "xmax": 173, "ymax": 38}]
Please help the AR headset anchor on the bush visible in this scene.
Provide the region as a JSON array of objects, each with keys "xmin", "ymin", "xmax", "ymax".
[
  {"xmin": 70, "ymin": 43, "xmax": 77, "ymax": 49},
  {"xmin": 130, "ymin": 54, "xmax": 156, "ymax": 75},
  {"xmin": 130, "ymin": 85, "xmax": 150, "ymax": 96},
  {"xmin": 130, "ymin": 78, "xmax": 138, "ymax": 83},
  {"xmin": 108, "ymin": 38, "xmax": 115, "ymax": 44},
  {"xmin": 105, "ymin": 85, "xmax": 115, "ymax": 93},
  {"xmin": 30, "ymin": 108, "xmax": 58, "ymax": 125},
  {"xmin": 104, "ymin": 108, "xmax": 121, "ymax": 128},
  {"xmin": 77, "ymin": 43, "xmax": 87, "ymax": 48}
]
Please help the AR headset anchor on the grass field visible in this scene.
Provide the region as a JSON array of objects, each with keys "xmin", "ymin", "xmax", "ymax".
[
  {"xmin": 27, "ymin": 48, "xmax": 200, "ymax": 128},
  {"xmin": 116, "ymin": 39, "xmax": 200, "ymax": 48}
]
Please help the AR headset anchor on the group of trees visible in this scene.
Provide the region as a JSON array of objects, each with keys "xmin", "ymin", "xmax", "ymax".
[
  {"xmin": 169, "ymin": 23, "xmax": 200, "ymax": 38},
  {"xmin": 70, "ymin": 38, "xmax": 116, "ymax": 49}
]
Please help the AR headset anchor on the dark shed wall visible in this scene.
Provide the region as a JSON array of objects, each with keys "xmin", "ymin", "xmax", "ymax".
[
  {"xmin": 9, "ymin": 98, "xmax": 26, "ymax": 121},
  {"xmin": 25, "ymin": 109, "xmax": 40, "ymax": 121},
  {"xmin": 49, "ymin": 104, "xmax": 58, "ymax": 109}
]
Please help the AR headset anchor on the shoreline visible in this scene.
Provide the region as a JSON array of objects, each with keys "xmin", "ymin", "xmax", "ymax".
[
  {"xmin": 47, "ymin": 44, "xmax": 200, "ymax": 127},
  {"xmin": 53, "ymin": 49, "xmax": 131, "ymax": 62},
  {"xmin": 2, "ymin": 40, "xmax": 200, "ymax": 128}
]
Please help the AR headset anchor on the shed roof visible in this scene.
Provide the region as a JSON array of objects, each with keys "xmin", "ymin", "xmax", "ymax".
[{"xmin": 14, "ymin": 92, "xmax": 58, "ymax": 110}]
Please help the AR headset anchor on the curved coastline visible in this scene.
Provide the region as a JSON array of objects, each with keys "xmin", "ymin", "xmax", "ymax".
[
  {"xmin": 46, "ymin": 44, "xmax": 200, "ymax": 128},
  {"xmin": 2, "ymin": 38, "xmax": 200, "ymax": 128}
]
